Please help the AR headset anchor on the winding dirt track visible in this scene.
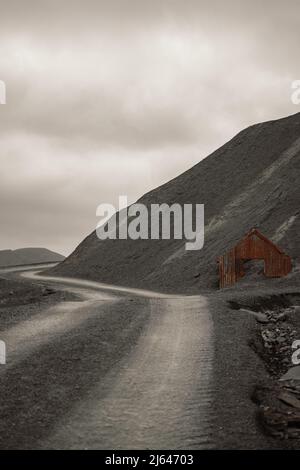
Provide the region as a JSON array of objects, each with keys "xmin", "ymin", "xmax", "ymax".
[{"xmin": 0, "ymin": 268, "xmax": 214, "ymax": 449}]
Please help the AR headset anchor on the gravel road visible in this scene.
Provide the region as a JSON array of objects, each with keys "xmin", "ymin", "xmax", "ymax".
[{"xmin": 0, "ymin": 268, "xmax": 214, "ymax": 449}]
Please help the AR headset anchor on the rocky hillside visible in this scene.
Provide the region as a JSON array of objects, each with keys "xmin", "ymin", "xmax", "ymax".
[
  {"xmin": 0, "ymin": 248, "xmax": 65, "ymax": 267},
  {"xmin": 47, "ymin": 112, "xmax": 300, "ymax": 293}
]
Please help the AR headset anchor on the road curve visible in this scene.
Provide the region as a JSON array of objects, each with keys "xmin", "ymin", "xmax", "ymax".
[{"xmin": 0, "ymin": 268, "xmax": 214, "ymax": 449}]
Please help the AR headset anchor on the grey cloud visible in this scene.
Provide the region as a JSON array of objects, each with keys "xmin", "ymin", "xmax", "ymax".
[{"xmin": 0, "ymin": 0, "xmax": 300, "ymax": 254}]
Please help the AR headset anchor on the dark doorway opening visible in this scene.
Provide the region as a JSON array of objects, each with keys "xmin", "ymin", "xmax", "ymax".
[{"xmin": 242, "ymin": 259, "xmax": 265, "ymax": 280}]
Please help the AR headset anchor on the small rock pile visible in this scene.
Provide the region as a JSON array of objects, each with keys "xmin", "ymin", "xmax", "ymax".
[
  {"xmin": 259, "ymin": 380, "xmax": 300, "ymax": 439},
  {"xmin": 260, "ymin": 308, "xmax": 297, "ymax": 377},
  {"xmin": 251, "ymin": 305, "xmax": 300, "ymax": 441}
]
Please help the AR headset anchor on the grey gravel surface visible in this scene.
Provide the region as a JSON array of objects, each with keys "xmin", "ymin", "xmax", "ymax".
[
  {"xmin": 1, "ymin": 268, "xmax": 299, "ymax": 449},
  {"xmin": 0, "ymin": 270, "xmax": 214, "ymax": 450}
]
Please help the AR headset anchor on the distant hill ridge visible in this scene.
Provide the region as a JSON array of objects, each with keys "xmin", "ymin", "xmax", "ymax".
[
  {"xmin": 0, "ymin": 248, "xmax": 65, "ymax": 267},
  {"xmin": 47, "ymin": 112, "xmax": 300, "ymax": 293}
]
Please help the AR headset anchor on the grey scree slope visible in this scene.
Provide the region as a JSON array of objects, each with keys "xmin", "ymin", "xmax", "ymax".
[{"xmin": 47, "ymin": 112, "xmax": 300, "ymax": 294}]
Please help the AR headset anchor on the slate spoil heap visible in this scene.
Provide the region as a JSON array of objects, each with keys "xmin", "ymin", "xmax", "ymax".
[{"xmin": 249, "ymin": 304, "xmax": 300, "ymax": 440}]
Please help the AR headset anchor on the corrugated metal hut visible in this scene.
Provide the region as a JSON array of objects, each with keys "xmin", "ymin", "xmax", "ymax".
[{"xmin": 218, "ymin": 228, "xmax": 292, "ymax": 288}]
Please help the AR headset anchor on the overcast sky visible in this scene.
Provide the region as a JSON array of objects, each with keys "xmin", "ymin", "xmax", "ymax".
[{"xmin": 0, "ymin": 0, "xmax": 299, "ymax": 255}]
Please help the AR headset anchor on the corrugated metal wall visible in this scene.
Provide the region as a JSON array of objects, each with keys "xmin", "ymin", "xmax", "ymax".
[{"xmin": 218, "ymin": 230, "xmax": 292, "ymax": 288}]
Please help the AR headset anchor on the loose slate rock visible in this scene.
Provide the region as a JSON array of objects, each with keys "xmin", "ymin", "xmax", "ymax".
[
  {"xmin": 280, "ymin": 366, "xmax": 300, "ymax": 382},
  {"xmin": 279, "ymin": 391, "xmax": 300, "ymax": 409},
  {"xmin": 239, "ymin": 308, "xmax": 269, "ymax": 323}
]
